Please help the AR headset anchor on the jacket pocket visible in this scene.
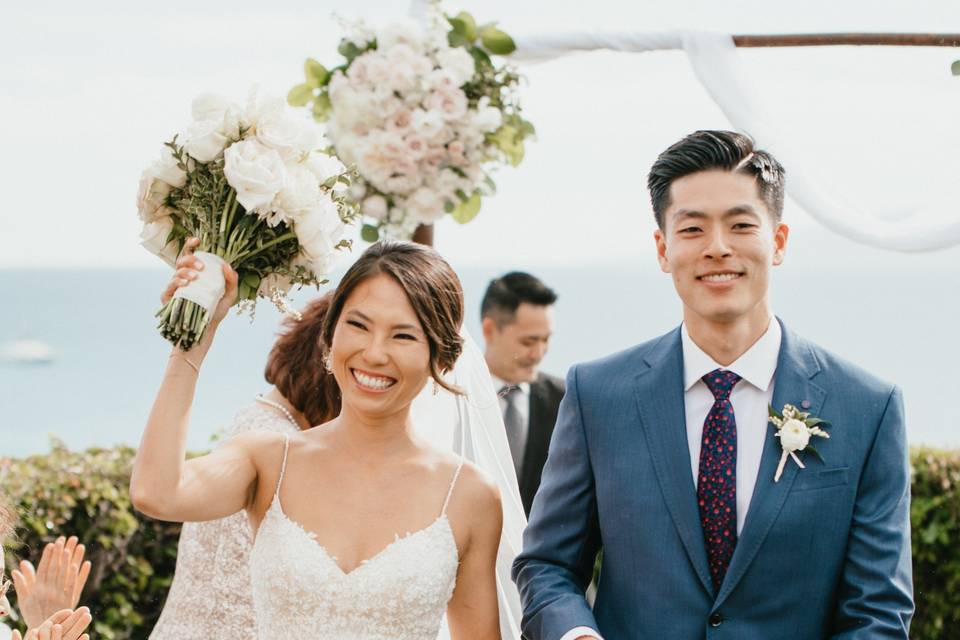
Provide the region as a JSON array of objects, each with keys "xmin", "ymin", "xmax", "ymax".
[{"xmin": 790, "ymin": 466, "xmax": 850, "ymax": 492}]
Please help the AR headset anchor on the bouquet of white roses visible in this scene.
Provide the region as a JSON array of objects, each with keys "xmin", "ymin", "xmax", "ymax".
[
  {"xmin": 287, "ymin": 5, "xmax": 534, "ymax": 240},
  {"xmin": 138, "ymin": 88, "xmax": 359, "ymax": 350}
]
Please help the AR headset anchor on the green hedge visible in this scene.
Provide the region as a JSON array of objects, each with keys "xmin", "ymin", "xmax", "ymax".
[
  {"xmin": 2, "ymin": 443, "xmax": 958, "ymax": 639},
  {"xmin": 1, "ymin": 441, "xmax": 181, "ymax": 639}
]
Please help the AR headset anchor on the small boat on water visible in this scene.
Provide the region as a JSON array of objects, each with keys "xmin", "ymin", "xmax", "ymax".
[{"xmin": 0, "ymin": 339, "xmax": 57, "ymax": 364}]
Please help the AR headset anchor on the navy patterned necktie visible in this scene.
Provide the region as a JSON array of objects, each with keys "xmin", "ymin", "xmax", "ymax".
[{"xmin": 697, "ymin": 369, "xmax": 742, "ymax": 590}]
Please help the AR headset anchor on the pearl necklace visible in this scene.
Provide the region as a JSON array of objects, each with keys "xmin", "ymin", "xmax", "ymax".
[{"xmin": 255, "ymin": 395, "xmax": 299, "ymax": 429}]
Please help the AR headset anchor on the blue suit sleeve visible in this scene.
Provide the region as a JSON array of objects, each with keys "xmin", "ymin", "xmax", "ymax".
[
  {"xmin": 512, "ymin": 365, "xmax": 602, "ymax": 639},
  {"xmin": 831, "ymin": 386, "xmax": 914, "ymax": 638}
]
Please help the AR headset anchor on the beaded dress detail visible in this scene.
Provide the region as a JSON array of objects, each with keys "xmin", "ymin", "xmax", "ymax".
[
  {"xmin": 150, "ymin": 404, "xmax": 299, "ymax": 640},
  {"xmin": 249, "ymin": 435, "xmax": 463, "ymax": 639}
]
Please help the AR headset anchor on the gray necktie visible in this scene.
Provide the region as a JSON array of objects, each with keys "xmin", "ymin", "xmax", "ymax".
[{"xmin": 501, "ymin": 385, "xmax": 526, "ymax": 479}]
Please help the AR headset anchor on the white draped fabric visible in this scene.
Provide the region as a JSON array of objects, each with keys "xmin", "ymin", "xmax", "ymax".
[
  {"xmin": 510, "ymin": 29, "xmax": 960, "ymax": 252},
  {"xmin": 406, "ymin": 0, "xmax": 959, "ymax": 250}
]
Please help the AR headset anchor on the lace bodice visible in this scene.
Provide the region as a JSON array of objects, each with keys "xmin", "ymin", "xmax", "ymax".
[
  {"xmin": 150, "ymin": 403, "xmax": 299, "ymax": 640},
  {"xmin": 249, "ymin": 435, "xmax": 462, "ymax": 640}
]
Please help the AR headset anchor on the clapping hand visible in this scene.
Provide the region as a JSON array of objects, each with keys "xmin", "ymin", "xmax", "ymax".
[
  {"xmin": 11, "ymin": 537, "xmax": 91, "ymax": 629},
  {"xmin": 11, "ymin": 607, "xmax": 92, "ymax": 640}
]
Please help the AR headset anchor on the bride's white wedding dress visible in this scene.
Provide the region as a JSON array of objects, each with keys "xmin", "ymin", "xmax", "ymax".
[{"xmin": 249, "ymin": 434, "xmax": 464, "ymax": 639}]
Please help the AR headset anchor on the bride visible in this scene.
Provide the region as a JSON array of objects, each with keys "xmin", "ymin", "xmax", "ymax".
[{"xmin": 131, "ymin": 240, "xmax": 509, "ymax": 639}]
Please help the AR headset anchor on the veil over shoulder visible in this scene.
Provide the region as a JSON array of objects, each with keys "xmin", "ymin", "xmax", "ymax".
[{"xmin": 411, "ymin": 327, "xmax": 526, "ymax": 640}]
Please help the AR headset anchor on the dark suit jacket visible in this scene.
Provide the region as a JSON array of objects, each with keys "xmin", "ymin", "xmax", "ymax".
[{"xmin": 520, "ymin": 372, "xmax": 566, "ymax": 516}]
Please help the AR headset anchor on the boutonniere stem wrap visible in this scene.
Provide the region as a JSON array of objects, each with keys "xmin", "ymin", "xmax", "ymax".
[{"xmin": 769, "ymin": 403, "xmax": 831, "ymax": 482}]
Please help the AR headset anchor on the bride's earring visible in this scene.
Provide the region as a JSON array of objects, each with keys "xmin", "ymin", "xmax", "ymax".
[
  {"xmin": 432, "ymin": 379, "xmax": 439, "ymax": 396},
  {"xmin": 323, "ymin": 352, "xmax": 333, "ymax": 373}
]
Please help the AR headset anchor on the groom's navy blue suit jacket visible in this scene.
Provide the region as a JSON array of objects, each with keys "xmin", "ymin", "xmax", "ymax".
[{"xmin": 512, "ymin": 320, "xmax": 913, "ymax": 639}]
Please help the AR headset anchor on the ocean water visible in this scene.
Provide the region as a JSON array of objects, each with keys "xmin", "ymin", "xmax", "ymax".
[{"xmin": 2, "ymin": 259, "xmax": 959, "ymax": 458}]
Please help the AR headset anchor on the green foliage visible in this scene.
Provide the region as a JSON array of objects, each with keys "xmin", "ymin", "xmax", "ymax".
[
  {"xmin": 952, "ymin": 60, "xmax": 960, "ymax": 76},
  {"xmin": 12, "ymin": 443, "xmax": 954, "ymax": 638},
  {"xmin": 911, "ymin": 447, "xmax": 960, "ymax": 639},
  {"xmin": 1, "ymin": 441, "xmax": 183, "ymax": 639}
]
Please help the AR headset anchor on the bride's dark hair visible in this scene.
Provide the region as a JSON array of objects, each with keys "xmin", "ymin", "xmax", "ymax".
[
  {"xmin": 322, "ymin": 241, "xmax": 465, "ymax": 395},
  {"xmin": 264, "ymin": 293, "xmax": 341, "ymax": 427}
]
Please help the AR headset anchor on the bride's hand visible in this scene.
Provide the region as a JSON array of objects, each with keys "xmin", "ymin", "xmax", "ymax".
[{"xmin": 161, "ymin": 237, "xmax": 239, "ymax": 329}]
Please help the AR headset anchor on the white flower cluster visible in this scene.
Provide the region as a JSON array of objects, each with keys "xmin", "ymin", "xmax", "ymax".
[
  {"xmin": 137, "ymin": 88, "xmax": 352, "ymax": 288},
  {"xmin": 325, "ymin": 18, "xmax": 505, "ymax": 237}
]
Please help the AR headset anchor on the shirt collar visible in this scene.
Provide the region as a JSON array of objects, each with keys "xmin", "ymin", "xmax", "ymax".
[
  {"xmin": 680, "ymin": 318, "xmax": 781, "ymax": 392},
  {"xmin": 490, "ymin": 374, "xmax": 531, "ymax": 395}
]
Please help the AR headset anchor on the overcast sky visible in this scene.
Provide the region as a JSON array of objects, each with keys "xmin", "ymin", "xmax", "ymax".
[{"xmin": 2, "ymin": 0, "xmax": 959, "ymax": 268}]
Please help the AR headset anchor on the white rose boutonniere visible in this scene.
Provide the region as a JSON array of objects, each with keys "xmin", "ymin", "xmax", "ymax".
[{"xmin": 769, "ymin": 403, "xmax": 831, "ymax": 482}]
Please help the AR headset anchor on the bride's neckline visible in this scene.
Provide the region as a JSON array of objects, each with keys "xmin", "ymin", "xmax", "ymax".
[{"xmin": 265, "ymin": 493, "xmax": 455, "ymax": 576}]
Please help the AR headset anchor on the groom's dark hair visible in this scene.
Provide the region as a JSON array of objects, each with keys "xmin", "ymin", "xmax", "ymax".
[{"xmin": 647, "ymin": 130, "xmax": 785, "ymax": 230}]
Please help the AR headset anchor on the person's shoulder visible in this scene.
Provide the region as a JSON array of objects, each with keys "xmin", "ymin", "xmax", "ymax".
[
  {"xmin": 534, "ymin": 371, "xmax": 566, "ymax": 394},
  {"xmin": 450, "ymin": 459, "xmax": 502, "ymax": 513},
  {"xmin": 225, "ymin": 428, "xmax": 291, "ymax": 461},
  {"xmin": 224, "ymin": 403, "xmax": 300, "ymax": 438}
]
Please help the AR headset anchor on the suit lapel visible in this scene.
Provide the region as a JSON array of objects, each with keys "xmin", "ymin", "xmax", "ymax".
[
  {"xmin": 714, "ymin": 320, "xmax": 826, "ymax": 607},
  {"xmin": 634, "ymin": 328, "xmax": 715, "ymax": 597}
]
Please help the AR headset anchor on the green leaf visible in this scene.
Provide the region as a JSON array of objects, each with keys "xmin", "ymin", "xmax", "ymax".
[
  {"xmin": 768, "ymin": 404, "xmax": 782, "ymax": 420},
  {"xmin": 242, "ymin": 272, "xmax": 261, "ymax": 289},
  {"xmin": 804, "ymin": 443, "xmax": 825, "ymax": 464},
  {"xmin": 448, "ymin": 31, "xmax": 471, "ymax": 48},
  {"xmin": 804, "ymin": 417, "xmax": 829, "ymax": 428},
  {"xmin": 480, "ymin": 27, "xmax": 516, "ymax": 55},
  {"xmin": 443, "ymin": 200, "xmax": 455, "ymax": 213},
  {"xmin": 482, "ymin": 174, "xmax": 497, "ymax": 195},
  {"xmin": 304, "ymin": 58, "xmax": 329, "ymax": 87},
  {"xmin": 454, "ymin": 11, "xmax": 478, "ymax": 41},
  {"xmin": 469, "ymin": 46, "xmax": 493, "ymax": 70},
  {"xmin": 311, "ymin": 93, "xmax": 333, "ymax": 122},
  {"xmin": 361, "ymin": 224, "xmax": 380, "ymax": 242},
  {"xmin": 338, "ymin": 40, "xmax": 363, "ymax": 63},
  {"xmin": 287, "ymin": 83, "xmax": 314, "ymax": 107},
  {"xmin": 952, "ymin": 60, "xmax": 960, "ymax": 76},
  {"xmin": 450, "ymin": 191, "xmax": 482, "ymax": 224}
]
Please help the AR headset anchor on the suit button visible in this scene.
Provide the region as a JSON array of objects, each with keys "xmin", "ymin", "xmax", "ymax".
[{"xmin": 709, "ymin": 612, "xmax": 724, "ymax": 627}]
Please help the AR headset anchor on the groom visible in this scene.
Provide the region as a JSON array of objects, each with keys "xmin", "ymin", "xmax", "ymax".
[{"xmin": 512, "ymin": 130, "xmax": 914, "ymax": 639}]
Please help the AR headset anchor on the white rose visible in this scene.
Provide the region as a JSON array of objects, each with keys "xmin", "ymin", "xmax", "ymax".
[
  {"xmin": 140, "ymin": 217, "xmax": 179, "ymax": 267},
  {"xmin": 426, "ymin": 87, "xmax": 468, "ymax": 122},
  {"xmin": 256, "ymin": 108, "xmax": 321, "ymax": 158},
  {"xmin": 136, "ymin": 169, "xmax": 172, "ymax": 222},
  {"xmin": 271, "ymin": 164, "xmax": 322, "ymax": 226},
  {"xmin": 242, "ymin": 86, "xmax": 285, "ymax": 131},
  {"xmin": 432, "ymin": 168, "xmax": 469, "ymax": 199},
  {"xmin": 361, "ymin": 194, "xmax": 388, "ymax": 220},
  {"xmin": 403, "ymin": 134, "xmax": 428, "ymax": 161},
  {"xmin": 305, "ymin": 152, "xmax": 346, "ymax": 184},
  {"xmin": 404, "ymin": 187, "xmax": 444, "ymax": 223},
  {"xmin": 377, "ymin": 19, "xmax": 425, "ymax": 53},
  {"xmin": 151, "ymin": 147, "xmax": 187, "ymax": 188},
  {"xmin": 412, "ymin": 109, "xmax": 445, "ymax": 140},
  {"xmin": 779, "ymin": 419, "xmax": 811, "ymax": 452},
  {"xmin": 191, "ymin": 93, "xmax": 233, "ymax": 122},
  {"xmin": 224, "ymin": 139, "xmax": 287, "ymax": 213},
  {"xmin": 295, "ymin": 194, "xmax": 345, "ymax": 266},
  {"xmin": 184, "ymin": 119, "xmax": 229, "ymax": 163},
  {"xmin": 436, "ymin": 46, "xmax": 476, "ymax": 86},
  {"xmin": 383, "ymin": 45, "xmax": 432, "ymax": 93}
]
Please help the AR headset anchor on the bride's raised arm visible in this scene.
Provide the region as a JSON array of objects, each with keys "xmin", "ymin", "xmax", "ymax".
[{"xmin": 130, "ymin": 237, "xmax": 264, "ymax": 523}]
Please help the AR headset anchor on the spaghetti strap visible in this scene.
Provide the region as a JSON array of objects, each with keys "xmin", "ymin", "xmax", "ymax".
[
  {"xmin": 440, "ymin": 456, "xmax": 465, "ymax": 516},
  {"xmin": 274, "ymin": 434, "xmax": 291, "ymax": 497}
]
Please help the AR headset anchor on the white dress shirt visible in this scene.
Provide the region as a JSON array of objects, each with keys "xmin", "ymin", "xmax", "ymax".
[
  {"xmin": 559, "ymin": 319, "xmax": 781, "ymax": 640},
  {"xmin": 682, "ymin": 318, "xmax": 780, "ymax": 535}
]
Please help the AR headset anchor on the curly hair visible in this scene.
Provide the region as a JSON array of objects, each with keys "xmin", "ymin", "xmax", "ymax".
[{"xmin": 264, "ymin": 292, "xmax": 341, "ymax": 427}]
